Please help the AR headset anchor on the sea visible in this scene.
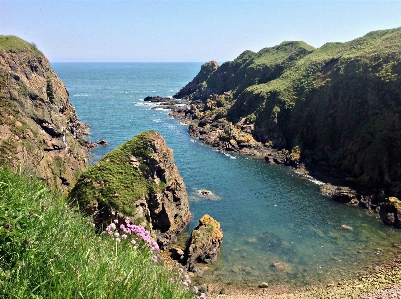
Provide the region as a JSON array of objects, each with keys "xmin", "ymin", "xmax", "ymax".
[{"xmin": 52, "ymin": 62, "xmax": 401, "ymax": 288}]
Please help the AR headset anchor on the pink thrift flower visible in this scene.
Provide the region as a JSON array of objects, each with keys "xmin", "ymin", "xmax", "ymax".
[
  {"xmin": 115, "ymin": 238, "xmax": 121, "ymax": 243},
  {"xmin": 113, "ymin": 219, "xmax": 119, "ymax": 224},
  {"xmin": 121, "ymin": 234, "xmax": 127, "ymax": 240},
  {"xmin": 152, "ymin": 256, "xmax": 158, "ymax": 263}
]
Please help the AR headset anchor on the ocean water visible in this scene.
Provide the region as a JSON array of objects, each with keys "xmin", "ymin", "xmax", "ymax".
[{"xmin": 52, "ymin": 62, "xmax": 401, "ymax": 287}]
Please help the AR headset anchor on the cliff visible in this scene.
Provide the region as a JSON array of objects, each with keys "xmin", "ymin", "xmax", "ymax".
[
  {"xmin": 173, "ymin": 28, "xmax": 401, "ymax": 197},
  {"xmin": 69, "ymin": 131, "xmax": 191, "ymax": 249},
  {"xmin": 0, "ymin": 36, "xmax": 88, "ymax": 191}
]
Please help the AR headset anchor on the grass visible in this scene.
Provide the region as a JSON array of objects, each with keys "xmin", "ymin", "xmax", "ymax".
[
  {"xmin": 0, "ymin": 36, "xmax": 43, "ymax": 55},
  {"xmin": 0, "ymin": 167, "xmax": 200, "ymax": 299}
]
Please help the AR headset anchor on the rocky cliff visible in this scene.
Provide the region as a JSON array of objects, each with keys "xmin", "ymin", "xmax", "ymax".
[
  {"xmin": 172, "ymin": 27, "xmax": 401, "ymax": 227},
  {"xmin": 0, "ymin": 36, "xmax": 89, "ymax": 191},
  {"xmin": 69, "ymin": 131, "xmax": 191, "ymax": 249},
  {"xmin": 173, "ymin": 28, "xmax": 401, "ymax": 195}
]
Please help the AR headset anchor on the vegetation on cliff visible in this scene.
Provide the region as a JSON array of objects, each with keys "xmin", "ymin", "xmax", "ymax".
[
  {"xmin": 174, "ymin": 27, "xmax": 401, "ymax": 196},
  {"xmin": 0, "ymin": 35, "xmax": 88, "ymax": 192},
  {"xmin": 0, "ymin": 167, "xmax": 197, "ymax": 299},
  {"xmin": 70, "ymin": 131, "xmax": 191, "ymax": 248}
]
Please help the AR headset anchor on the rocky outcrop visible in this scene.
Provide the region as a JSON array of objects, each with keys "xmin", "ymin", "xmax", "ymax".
[
  {"xmin": 0, "ymin": 36, "xmax": 88, "ymax": 191},
  {"xmin": 69, "ymin": 131, "xmax": 191, "ymax": 249},
  {"xmin": 184, "ymin": 214, "xmax": 223, "ymax": 272},
  {"xmin": 171, "ymin": 27, "xmax": 401, "ymax": 228}
]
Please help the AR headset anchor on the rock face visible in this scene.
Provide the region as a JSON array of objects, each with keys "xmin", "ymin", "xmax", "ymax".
[
  {"xmin": 69, "ymin": 131, "xmax": 191, "ymax": 249},
  {"xmin": 185, "ymin": 214, "xmax": 223, "ymax": 271},
  {"xmin": 0, "ymin": 36, "xmax": 88, "ymax": 191},
  {"xmin": 173, "ymin": 28, "xmax": 401, "ymax": 194},
  {"xmin": 172, "ymin": 27, "xmax": 401, "ymax": 227}
]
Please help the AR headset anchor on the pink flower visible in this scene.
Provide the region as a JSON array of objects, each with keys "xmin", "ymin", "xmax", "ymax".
[
  {"xmin": 113, "ymin": 219, "xmax": 119, "ymax": 224},
  {"xmin": 152, "ymin": 256, "xmax": 158, "ymax": 263},
  {"xmin": 121, "ymin": 234, "xmax": 127, "ymax": 240},
  {"xmin": 115, "ymin": 238, "xmax": 121, "ymax": 243}
]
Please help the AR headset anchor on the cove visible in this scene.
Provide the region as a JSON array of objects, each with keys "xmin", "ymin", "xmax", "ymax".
[{"xmin": 52, "ymin": 62, "xmax": 401, "ymax": 287}]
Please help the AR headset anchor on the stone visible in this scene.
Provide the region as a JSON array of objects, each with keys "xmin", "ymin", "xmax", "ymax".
[
  {"xmin": 320, "ymin": 184, "xmax": 357, "ymax": 203},
  {"xmin": 185, "ymin": 214, "xmax": 223, "ymax": 271},
  {"xmin": 258, "ymin": 282, "xmax": 269, "ymax": 288},
  {"xmin": 97, "ymin": 139, "xmax": 108, "ymax": 146}
]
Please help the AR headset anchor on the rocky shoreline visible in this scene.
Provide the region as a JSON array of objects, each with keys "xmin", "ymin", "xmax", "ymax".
[{"xmin": 146, "ymin": 95, "xmax": 401, "ymax": 230}]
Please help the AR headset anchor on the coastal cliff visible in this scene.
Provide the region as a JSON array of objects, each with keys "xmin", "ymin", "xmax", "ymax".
[
  {"xmin": 172, "ymin": 28, "xmax": 401, "ymax": 226},
  {"xmin": 0, "ymin": 36, "xmax": 89, "ymax": 191},
  {"xmin": 69, "ymin": 131, "xmax": 191, "ymax": 249}
]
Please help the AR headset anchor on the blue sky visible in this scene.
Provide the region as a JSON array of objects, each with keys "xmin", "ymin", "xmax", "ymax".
[{"xmin": 1, "ymin": 0, "xmax": 400, "ymax": 62}]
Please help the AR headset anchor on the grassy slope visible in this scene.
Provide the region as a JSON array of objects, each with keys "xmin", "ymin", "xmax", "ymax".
[
  {"xmin": 0, "ymin": 35, "xmax": 43, "ymax": 54},
  {"xmin": 0, "ymin": 167, "xmax": 194, "ymax": 299}
]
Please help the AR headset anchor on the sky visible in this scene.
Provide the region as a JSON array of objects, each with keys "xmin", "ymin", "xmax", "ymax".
[{"xmin": 1, "ymin": 0, "xmax": 400, "ymax": 62}]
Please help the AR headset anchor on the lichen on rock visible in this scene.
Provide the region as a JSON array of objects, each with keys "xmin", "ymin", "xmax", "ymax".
[{"xmin": 69, "ymin": 130, "xmax": 191, "ymax": 249}]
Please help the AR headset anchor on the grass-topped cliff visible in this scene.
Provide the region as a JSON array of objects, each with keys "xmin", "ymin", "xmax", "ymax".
[
  {"xmin": 175, "ymin": 27, "xmax": 401, "ymax": 196},
  {"xmin": 0, "ymin": 35, "xmax": 89, "ymax": 192},
  {"xmin": 70, "ymin": 131, "xmax": 191, "ymax": 249}
]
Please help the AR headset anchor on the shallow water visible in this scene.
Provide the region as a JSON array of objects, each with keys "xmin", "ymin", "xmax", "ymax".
[{"xmin": 53, "ymin": 62, "xmax": 401, "ymax": 287}]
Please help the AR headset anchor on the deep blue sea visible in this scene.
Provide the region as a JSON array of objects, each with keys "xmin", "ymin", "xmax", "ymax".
[{"xmin": 52, "ymin": 62, "xmax": 400, "ymax": 287}]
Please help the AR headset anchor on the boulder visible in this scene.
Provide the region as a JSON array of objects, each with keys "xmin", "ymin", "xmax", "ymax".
[
  {"xmin": 320, "ymin": 184, "xmax": 358, "ymax": 204},
  {"xmin": 379, "ymin": 197, "xmax": 401, "ymax": 228},
  {"xmin": 185, "ymin": 214, "xmax": 223, "ymax": 271}
]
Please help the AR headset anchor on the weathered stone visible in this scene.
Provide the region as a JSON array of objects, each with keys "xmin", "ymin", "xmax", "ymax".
[{"xmin": 185, "ymin": 214, "xmax": 223, "ymax": 271}]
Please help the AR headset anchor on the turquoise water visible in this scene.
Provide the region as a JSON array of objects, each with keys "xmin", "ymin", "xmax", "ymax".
[{"xmin": 52, "ymin": 62, "xmax": 401, "ymax": 287}]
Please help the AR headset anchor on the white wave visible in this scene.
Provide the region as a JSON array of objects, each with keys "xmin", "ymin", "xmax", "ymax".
[
  {"xmin": 223, "ymin": 152, "xmax": 237, "ymax": 159},
  {"xmin": 301, "ymin": 174, "xmax": 325, "ymax": 185},
  {"xmin": 152, "ymin": 119, "xmax": 162, "ymax": 123},
  {"xmin": 74, "ymin": 94, "xmax": 89, "ymax": 97}
]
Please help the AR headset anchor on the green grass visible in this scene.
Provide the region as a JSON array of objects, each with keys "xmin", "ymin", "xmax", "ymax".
[
  {"xmin": 0, "ymin": 167, "xmax": 197, "ymax": 299},
  {"xmin": 0, "ymin": 36, "xmax": 43, "ymax": 55}
]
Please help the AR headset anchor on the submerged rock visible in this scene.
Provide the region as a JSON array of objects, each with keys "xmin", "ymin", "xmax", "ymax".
[
  {"xmin": 69, "ymin": 131, "xmax": 191, "ymax": 248},
  {"xmin": 185, "ymin": 214, "xmax": 223, "ymax": 271}
]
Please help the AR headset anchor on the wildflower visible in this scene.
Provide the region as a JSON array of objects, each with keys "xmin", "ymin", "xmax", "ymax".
[
  {"xmin": 194, "ymin": 286, "xmax": 199, "ymax": 293},
  {"xmin": 169, "ymin": 278, "xmax": 174, "ymax": 283},
  {"xmin": 197, "ymin": 293, "xmax": 206, "ymax": 299},
  {"xmin": 183, "ymin": 280, "xmax": 189, "ymax": 287},
  {"xmin": 29, "ymin": 210, "xmax": 34, "ymax": 216},
  {"xmin": 110, "ymin": 223, "xmax": 116, "ymax": 230},
  {"xmin": 131, "ymin": 239, "xmax": 136, "ymax": 245},
  {"xmin": 114, "ymin": 232, "xmax": 120, "ymax": 238},
  {"xmin": 152, "ymin": 256, "xmax": 158, "ymax": 263},
  {"xmin": 91, "ymin": 223, "xmax": 95, "ymax": 227},
  {"xmin": 113, "ymin": 219, "xmax": 119, "ymax": 224},
  {"xmin": 121, "ymin": 234, "xmax": 127, "ymax": 240},
  {"xmin": 115, "ymin": 238, "xmax": 121, "ymax": 243},
  {"xmin": 125, "ymin": 219, "xmax": 130, "ymax": 224}
]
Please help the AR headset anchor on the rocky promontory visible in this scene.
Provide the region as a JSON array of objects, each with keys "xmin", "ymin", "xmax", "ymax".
[
  {"xmin": 69, "ymin": 131, "xmax": 191, "ymax": 249},
  {"xmin": 170, "ymin": 27, "xmax": 401, "ymax": 228},
  {"xmin": 0, "ymin": 36, "xmax": 89, "ymax": 191}
]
